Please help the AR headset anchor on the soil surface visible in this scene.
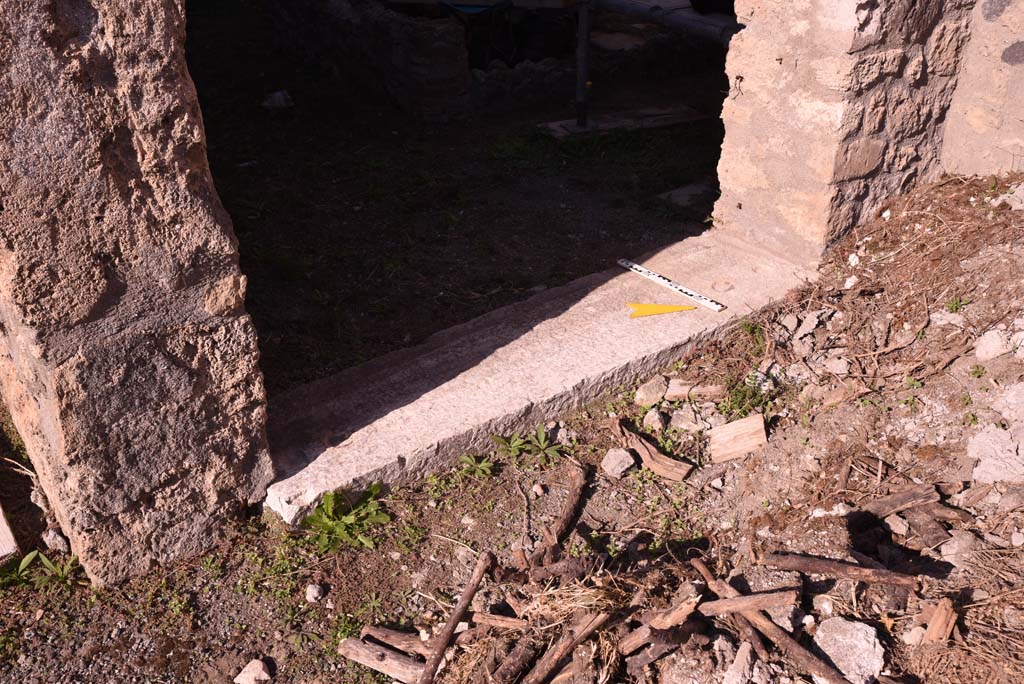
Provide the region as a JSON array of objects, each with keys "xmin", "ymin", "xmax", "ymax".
[
  {"xmin": 2, "ymin": 175, "xmax": 1023, "ymax": 684},
  {"xmin": 184, "ymin": 0, "xmax": 728, "ymax": 394}
]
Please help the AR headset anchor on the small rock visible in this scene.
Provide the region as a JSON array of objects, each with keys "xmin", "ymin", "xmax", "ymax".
[
  {"xmin": 722, "ymin": 641, "xmax": 753, "ymax": 684},
  {"xmin": 930, "ymin": 310, "xmax": 965, "ymax": 327},
  {"xmin": 824, "ymin": 356, "xmax": 850, "ymax": 376},
  {"xmin": 843, "ymin": 275, "xmax": 859, "ymax": 290},
  {"xmin": 901, "ymin": 625, "xmax": 926, "ymax": 646},
  {"xmin": 261, "ymin": 90, "xmax": 294, "ymax": 110},
  {"xmin": 884, "ymin": 514, "xmax": 909, "ymax": 536},
  {"xmin": 634, "ymin": 376, "xmax": 668, "ymax": 407},
  {"xmin": 975, "ymin": 329, "xmax": 1012, "ymax": 361},
  {"xmin": 41, "ymin": 528, "xmax": 70, "ymax": 555},
  {"xmin": 234, "ymin": 659, "xmax": 272, "ymax": 684},
  {"xmin": 812, "ymin": 595, "xmax": 834, "ymax": 617},
  {"xmin": 847, "ymin": 253, "xmax": 861, "ymax": 267},
  {"xmin": 305, "ymin": 583, "xmax": 326, "ymax": 603},
  {"xmin": 780, "ymin": 314, "xmax": 799, "ymax": 333},
  {"xmin": 532, "ymin": 483, "xmax": 546, "ymax": 497},
  {"xmin": 969, "ymin": 426, "xmax": 1024, "ymax": 484},
  {"xmin": 670, "ymin": 410, "xmax": 702, "ymax": 432},
  {"xmin": 709, "ymin": 478, "xmax": 724, "ymax": 491},
  {"xmin": 1012, "ymin": 531, "xmax": 1024, "ymax": 547},
  {"xmin": 812, "ymin": 618, "xmax": 884, "ymax": 684},
  {"xmin": 794, "ymin": 311, "xmax": 822, "ymax": 339},
  {"xmin": 940, "ymin": 530, "xmax": 979, "ymax": 568},
  {"xmin": 643, "ymin": 408, "xmax": 668, "ymax": 432},
  {"xmin": 601, "ymin": 448, "xmax": 637, "ymax": 479}
]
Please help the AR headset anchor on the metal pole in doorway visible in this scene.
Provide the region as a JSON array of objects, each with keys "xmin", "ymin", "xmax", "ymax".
[{"xmin": 575, "ymin": 0, "xmax": 591, "ymax": 128}]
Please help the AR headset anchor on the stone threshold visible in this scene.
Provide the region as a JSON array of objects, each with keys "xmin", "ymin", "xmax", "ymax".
[{"xmin": 264, "ymin": 229, "xmax": 816, "ymax": 524}]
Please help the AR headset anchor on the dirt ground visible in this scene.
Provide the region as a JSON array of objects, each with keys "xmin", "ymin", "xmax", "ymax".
[
  {"xmin": 2, "ymin": 175, "xmax": 1023, "ymax": 684},
  {"xmin": 184, "ymin": 0, "xmax": 728, "ymax": 394}
]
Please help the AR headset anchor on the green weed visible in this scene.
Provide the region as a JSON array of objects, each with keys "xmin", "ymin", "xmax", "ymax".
[
  {"xmin": 303, "ymin": 484, "xmax": 391, "ymax": 553},
  {"xmin": 457, "ymin": 454, "xmax": 494, "ymax": 480},
  {"xmin": 945, "ymin": 297, "xmax": 970, "ymax": 313},
  {"xmin": 970, "ymin": 364, "xmax": 986, "ymax": 379}
]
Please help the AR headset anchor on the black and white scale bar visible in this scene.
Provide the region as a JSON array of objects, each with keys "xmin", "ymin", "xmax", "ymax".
[{"xmin": 617, "ymin": 259, "xmax": 726, "ymax": 312}]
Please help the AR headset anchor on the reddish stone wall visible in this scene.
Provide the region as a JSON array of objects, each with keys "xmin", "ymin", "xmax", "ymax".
[{"xmin": 0, "ymin": 0, "xmax": 273, "ymax": 584}]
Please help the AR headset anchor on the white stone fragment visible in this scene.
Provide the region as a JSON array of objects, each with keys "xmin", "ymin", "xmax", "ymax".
[
  {"xmin": 812, "ymin": 618, "xmax": 884, "ymax": 684},
  {"xmin": 601, "ymin": 448, "xmax": 637, "ymax": 479},
  {"xmin": 234, "ymin": 659, "xmax": 272, "ymax": 684},
  {"xmin": 975, "ymin": 329, "xmax": 1012, "ymax": 361}
]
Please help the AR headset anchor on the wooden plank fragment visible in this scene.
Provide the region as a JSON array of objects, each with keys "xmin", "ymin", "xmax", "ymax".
[
  {"xmin": 609, "ymin": 419, "xmax": 692, "ymax": 481},
  {"xmin": 860, "ymin": 484, "xmax": 939, "ymax": 518},
  {"xmin": 338, "ymin": 638, "xmax": 425, "ymax": 683},
  {"xmin": 0, "ymin": 502, "xmax": 17, "ymax": 565},
  {"xmin": 923, "ymin": 598, "xmax": 957, "ymax": 643},
  {"xmin": 707, "ymin": 415, "xmax": 768, "ymax": 464},
  {"xmin": 522, "ymin": 612, "xmax": 610, "ymax": 684}
]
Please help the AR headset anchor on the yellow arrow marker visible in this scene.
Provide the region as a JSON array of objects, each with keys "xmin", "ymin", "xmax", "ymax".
[{"xmin": 627, "ymin": 303, "xmax": 697, "ymax": 318}]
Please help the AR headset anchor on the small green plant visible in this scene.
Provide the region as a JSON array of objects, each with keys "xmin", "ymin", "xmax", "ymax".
[
  {"xmin": 739, "ymin": 318, "xmax": 766, "ymax": 356},
  {"xmin": 356, "ymin": 592, "xmax": 385, "ymax": 622},
  {"xmin": 0, "ymin": 550, "xmax": 39, "ymax": 589},
  {"xmin": 961, "ymin": 394, "xmax": 973, "ymax": 406},
  {"xmin": 905, "ymin": 376, "xmax": 923, "ymax": 390},
  {"xmin": 491, "ymin": 433, "xmax": 528, "ymax": 459},
  {"xmin": 303, "ymin": 484, "xmax": 391, "ymax": 553},
  {"xmin": 457, "ymin": 454, "xmax": 494, "ymax": 480},
  {"xmin": 899, "ymin": 395, "xmax": 919, "ymax": 413},
  {"xmin": 200, "ymin": 555, "xmax": 223, "ymax": 579},
  {"xmin": 31, "ymin": 553, "xmax": 85, "ymax": 592},
  {"xmin": 964, "ymin": 412, "xmax": 979, "ymax": 426},
  {"xmin": 395, "ymin": 523, "xmax": 426, "ymax": 553},
  {"xmin": 945, "ymin": 297, "xmax": 970, "ymax": 313},
  {"xmin": 524, "ymin": 424, "xmax": 563, "ymax": 467},
  {"xmin": 970, "ymin": 364, "xmax": 986, "ymax": 379},
  {"xmin": 717, "ymin": 378, "xmax": 774, "ymax": 421}
]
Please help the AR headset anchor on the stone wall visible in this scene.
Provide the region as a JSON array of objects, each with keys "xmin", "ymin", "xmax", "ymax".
[
  {"xmin": 941, "ymin": 0, "xmax": 1024, "ymax": 175},
  {"xmin": 0, "ymin": 0, "xmax": 273, "ymax": 584},
  {"xmin": 828, "ymin": 0, "xmax": 975, "ymax": 242},
  {"xmin": 713, "ymin": 0, "xmax": 975, "ymax": 263}
]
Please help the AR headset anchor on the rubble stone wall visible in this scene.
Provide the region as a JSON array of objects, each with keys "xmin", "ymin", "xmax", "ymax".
[
  {"xmin": 713, "ymin": 0, "xmax": 976, "ymax": 262},
  {"xmin": 941, "ymin": 0, "xmax": 1024, "ymax": 175},
  {"xmin": 0, "ymin": 0, "xmax": 273, "ymax": 584},
  {"xmin": 827, "ymin": 0, "xmax": 975, "ymax": 243}
]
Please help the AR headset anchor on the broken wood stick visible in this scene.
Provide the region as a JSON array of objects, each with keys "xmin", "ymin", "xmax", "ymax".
[
  {"xmin": 618, "ymin": 624, "xmax": 656, "ymax": 655},
  {"xmin": 697, "ymin": 590, "xmax": 799, "ymax": 616},
  {"xmin": 734, "ymin": 614, "xmax": 770, "ymax": 661},
  {"xmin": 465, "ymin": 611, "xmax": 530, "ymax": 631},
  {"xmin": 338, "ymin": 638, "xmax": 425, "ymax": 683},
  {"xmin": 647, "ymin": 592, "xmax": 701, "ymax": 630},
  {"xmin": 707, "ymin": 414, "xmax": 768, "ymax": 464},
  {"xmin": 416, "ymin": 550, "xmax": 495, "ymax": 684},
  {"xmin": 759, "ymin": 552, "xmax": 917, "ymax": 588},
  {"xmin": 361, "ymin": 626, "xmax": 433, "ymax": 658},
  {"xmin": 493, "ymin": 639, "xmax": 540, "ymax": 684},
  {"xmin": 521, "ymin": 612, "xmax": 610, "ymax": 684},
  {"xmin": 690, "ymin": 559, "xmax": 852, "ymax": 684},
  {"xmin": 530, "ymin": 464, "xmax": 588, "ymax": 566},
  {"xmin": 923, "ymin": 598, "xmax": 957, "ymax": 643},
  {"xmin": 860, "ymin": 484, "xmax": 939, "ymax": 518},
  {"xmin": 529, "ymin": 557, "xmax": 588, "ymax": 583},
  {"xmin": 608, "ymin": 418, "xmax": 692, "ymax": 481}
]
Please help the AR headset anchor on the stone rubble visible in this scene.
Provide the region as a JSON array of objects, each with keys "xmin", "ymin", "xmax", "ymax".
[
  {"xmin": 975, "ymin": 329, "xmax": 1013, "ymax": 361},
  {"xmin": 634, "ymin": 376, "xmax": 669, "ymax": 407},
  {"xmin": 812, "ymin": 618, "xmax": 884, "ymax": 684},
  {"xmin": 234, "ymin": 658, "xmax": 272, "ymax": 684},
  {"xmin": 601, "ymin": 448, "xmax": 638, "ymax": 479}
]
